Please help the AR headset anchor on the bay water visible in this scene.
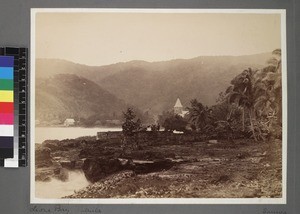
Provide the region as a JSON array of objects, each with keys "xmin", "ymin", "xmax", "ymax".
[{"xmin": 35, "ymin": 126, "xmax": 121, "ymax": 198}]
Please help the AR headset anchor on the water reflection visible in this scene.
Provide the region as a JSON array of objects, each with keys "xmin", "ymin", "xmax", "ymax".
[{"xmin": 36, "ymin": 170, "xmax": 90, "ymax": 199}]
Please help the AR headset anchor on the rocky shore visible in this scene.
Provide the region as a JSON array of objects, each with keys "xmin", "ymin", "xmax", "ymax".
[{"xmin": 35, "ymin": 133, "xmax": 282, "ymax": 198}]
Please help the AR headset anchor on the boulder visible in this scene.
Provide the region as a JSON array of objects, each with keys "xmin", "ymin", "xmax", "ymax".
[
  {"xmin": 54, "ymin": 168, "xmax": 69, "ymax": 182},
  {"xmin": 74, "ymin": 159, "xmax": 85, "ymax": 169},
  {"xmin": 35, "ymin": 161, "xmax": 69, "ymax": 182},
  {"xmin": 60, "ymin": 160, "xmax": 76, "ymax": 169},
  {"xmin": 79, "ymin": 145, "xmax": 122, "ymax": 159},
  {"xmin": 133, "ymin": 159, "xmax": 174, "ymax": 174},
  {"xmin": 208, "ymin": 140, "xmax": 218, "ymax": 144},
  {"xmin": 82, "ymin": 157, "xmax": 176, "ymax": 182},
  {"xmin": 35, "ymin": 145, "xmax": 53, "ymax": 168},
  {"xmin": 35, "ymin": 168, "xmax": 53, "ymax": 182},
  {"xmin": 42, "ymin": 140, "xmax": 60, "ymax": 151},
  {"xmin": 82, "ymin": 158, "xmax": 125, "ymax": 183}
]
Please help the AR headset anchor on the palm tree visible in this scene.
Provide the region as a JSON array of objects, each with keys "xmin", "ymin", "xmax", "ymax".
[
  {"xmin": 187, "ymin": 99, "xmax": 211, "ymax": 131},
  {"xmin": 266, "ymin": 49, "xmax": 282, "ymax": 124},
  {"xmin": 227, "ymin": 68, "xmax": 259, "ymax": 140},
  {"xmin": 267, "ymin": 49, "xmax": 281, "ymax": 73},
  {"xmin": 254, "ymin": 49, "xmax": 282, "ymax": 124},
  {"xmin": 225, "ymin": 49, "xmax": 282, "ymax": 141}
]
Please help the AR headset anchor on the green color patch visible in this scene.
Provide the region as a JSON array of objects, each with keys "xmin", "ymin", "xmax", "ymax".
[{"xmin": 0, "ymin": 79, "xmax": 13, "ymax": 90}]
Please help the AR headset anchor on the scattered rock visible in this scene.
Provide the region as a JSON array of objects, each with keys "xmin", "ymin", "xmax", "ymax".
[
  {"xmin": 42, "ymin": 140, "xmax": 61, "ymax": 151},
  {"xmin": 82, "ymin": 158, "xmax": 125, "ymax": 183},
  {"xmin": 118, "ymin": 158, "xmax": 133, "ymax": 166},
  {"xmin": 60, "ymin": 160, "xmax": 76, "ymax": 169},
  {"xmin": 208, "ymin": 140, "xmax": 218, "ymax": 144},
  {"xmin": 35, "ymin": 168, "xmax": 53, "ymax": 182},
  {"xmin": 236, "ymin": 152, "xmax": 250, "ymax": 159},
  {"xmin": 36, "ymin": 136, "xmax": 282, "ymax": 199},
  {"xmin": 74, "ymin": 159, "xmax": 85, "ymax": 169},
  {"xmin": 211, "ymin": 174, "xmax": 231, "ymax": 184},
  {"xmin": 133, "ymin": 159, "xmax": 174, "ymax": 174},
  {"xmin": 55, "ymin": 168, "xmax": 69, "ymax": 181},
  {"xmin": 35, "ymin": 145, "xmax": 53, "ymax": 167}
]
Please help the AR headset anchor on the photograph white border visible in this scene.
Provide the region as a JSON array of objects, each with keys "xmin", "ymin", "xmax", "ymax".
[{"xmin": 30, "ymin": 8, "xmax": 287, "ymax": 204}]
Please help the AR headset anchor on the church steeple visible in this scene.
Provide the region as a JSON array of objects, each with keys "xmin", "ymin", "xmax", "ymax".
[
  {"xmin": 174, "ymin": 98, "xmax": 183, "ymax": 108},
  {"xmin": 174, "ymin": 98, "xmax": 183, "ymax": 115}
]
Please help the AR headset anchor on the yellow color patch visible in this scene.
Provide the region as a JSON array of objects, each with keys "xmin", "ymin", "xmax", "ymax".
[{"xmin": 0, "ymin": 90, "xmax": 13, "ymax": 102}]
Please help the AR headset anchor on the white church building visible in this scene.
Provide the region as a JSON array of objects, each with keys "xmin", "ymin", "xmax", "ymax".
[{"xmin": 174, "ymin": 98, "xmax": 189, "ymax": 117}]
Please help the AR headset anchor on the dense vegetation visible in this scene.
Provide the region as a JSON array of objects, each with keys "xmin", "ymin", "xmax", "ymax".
[
  {"xmin": 155, "ymin": 49, "xmax": 282, "ymax": 142},
  {"xmin": 37, "ymin": 50, "xmax": 281, "ymax": 139}
]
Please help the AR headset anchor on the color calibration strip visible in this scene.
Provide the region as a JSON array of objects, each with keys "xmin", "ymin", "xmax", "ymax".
[
  {"xmin": 0, "ymin": 47, "xmax": 28, "ymax": 167},
  {"xmin": 0, "ymin": 56, "xmax": 14, "ymax": 159}
]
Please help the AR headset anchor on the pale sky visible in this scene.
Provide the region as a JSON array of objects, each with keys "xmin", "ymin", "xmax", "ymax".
[{"xmin": 35, "ymin": 11, "xmax": 281, "ymax": 66}]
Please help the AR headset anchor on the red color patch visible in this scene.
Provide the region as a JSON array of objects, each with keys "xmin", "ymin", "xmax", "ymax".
[{"xmin": 0, "ymin": 102, "xmax": 14, "ymax": 114}]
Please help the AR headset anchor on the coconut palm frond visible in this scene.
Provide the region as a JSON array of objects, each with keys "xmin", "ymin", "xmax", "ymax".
[
  {"xmin": 262, "ymin": 72, "xmax": 277, "ymax": 83},
  {"xmin": 267, "ymin": 57, "xmax": 279, "ymax": 67},
  {"xmin": 254, "ymin": 96, "xmax": 267, "ymax": 109},
  {"xmin": 272, "ymin": 49, "xmax": 281, "ymax": 56},
  {"xmin": 273, "ymin": 74, "xmax": 282, "ymax": 90},
  {"xmin": 225, "ymin": 86, "xmax": 233, "ymax": 94},
  {"xmin": 227, "ymin": 92, "xmax": 241, "ymax": 104}
]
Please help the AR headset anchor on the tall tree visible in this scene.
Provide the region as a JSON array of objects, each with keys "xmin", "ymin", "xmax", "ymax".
[
  {"xmin": 187, "ymin": 99, "xmax": 211, "ymax": 131},
  {"xmin": 122, "ymin": 108, "xmax": 142, "ymax": 137},
  {"xmin": 265, "ymin": 49, "xmax": 282, "ymax": 124},
  {"xmin": 227, "ymin": 68, "xmax": 259, "ymax": 140},
  {"xmin": 226, "ymin": 49, "xmax": 282, "ymax": 141},
  {"xmin": 251, "ymin": 49, "xmax": 282, "ymax": 140},
  {"xmin": 253, "ymin": 49, "xmax": 282, "ymax": 124}
]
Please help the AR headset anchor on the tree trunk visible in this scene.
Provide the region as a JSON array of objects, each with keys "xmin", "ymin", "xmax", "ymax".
[
  {"xmin": 277, "ymin": 99, "xmax": 282, "ymax": 125},
  {"xmin": 242, "ymin": 107, "xmax": 245, "ymax": 132},
  {"xmin": 249, "ymin": 108, "xmax": 257, "ymax": 141},
  {"xmin": 227, "ymin": 108, "xmax": 233, "ymax": 121}
]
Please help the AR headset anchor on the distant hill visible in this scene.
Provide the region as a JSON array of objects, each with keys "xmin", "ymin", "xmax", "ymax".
[
  {"xmin": 36, "ymin": 53, "xmax": 272, "ymax": 115},
  {"xmin": 36, "ymin": 74, "xmax": 126, "ymax": 125}
]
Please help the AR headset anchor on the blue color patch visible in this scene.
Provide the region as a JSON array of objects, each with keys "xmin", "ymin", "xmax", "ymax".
[
  {"xmin": 0, "ymin": 56, "xmax": 14, "ymax": 67},
  {"xmin": 0, "ymin": 67, "xmax": 13, "ymax": 79}
]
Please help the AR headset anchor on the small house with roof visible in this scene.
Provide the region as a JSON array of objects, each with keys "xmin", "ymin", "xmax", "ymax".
[{"xmin": 64, "ymin": 118, "xmax": 75, "ymax": 127}]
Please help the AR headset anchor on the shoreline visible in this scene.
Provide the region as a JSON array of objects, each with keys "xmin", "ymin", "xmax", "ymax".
[{"xmin": 35, "ymin": 134, "xmax": 282, "ymax": 199}]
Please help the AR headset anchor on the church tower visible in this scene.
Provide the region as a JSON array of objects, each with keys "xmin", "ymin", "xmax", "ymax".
[{"xmin": 174, "ymin": 98, "xmax": 183, "ymax": 115}]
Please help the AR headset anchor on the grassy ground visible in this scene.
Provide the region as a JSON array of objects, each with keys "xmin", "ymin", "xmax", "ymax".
[{"xmin": 66, "ymin": 138, "xmax": 282, "ymax": 198}]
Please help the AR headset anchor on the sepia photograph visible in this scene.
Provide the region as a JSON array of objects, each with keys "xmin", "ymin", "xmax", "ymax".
[{"xmin": 30, "ymin": 9, "xmax": 287, "ymax": 204}]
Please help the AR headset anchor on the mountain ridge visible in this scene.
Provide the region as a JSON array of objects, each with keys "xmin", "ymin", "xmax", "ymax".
[
  {"xmin": 36, "ymin": 53, "xmax": 273, "ymax": 116},
  {"xmin": 36, "ymin": 74, "xmax": 127, "ymax": 125}
]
